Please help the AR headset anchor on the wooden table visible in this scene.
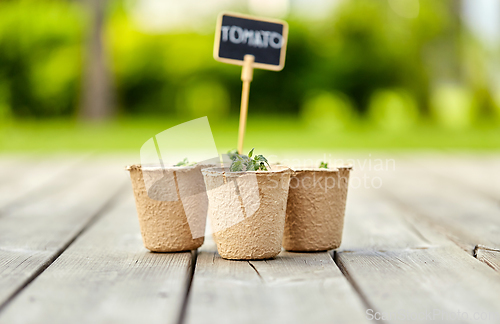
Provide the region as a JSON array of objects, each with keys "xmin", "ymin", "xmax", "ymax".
[{"xmin": 0, "ymin": 153, "xmax": 499, "ymax": 324}]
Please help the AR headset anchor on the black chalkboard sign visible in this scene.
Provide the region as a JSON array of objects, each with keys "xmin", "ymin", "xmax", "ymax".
[{"xmin": 214, "ymin": 13, "xmax": 288, "ymax": 71}]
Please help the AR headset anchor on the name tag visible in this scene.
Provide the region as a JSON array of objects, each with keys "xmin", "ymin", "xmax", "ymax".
[{"xmin": 214, "ymin": 13, "xmax": 288, "ymax": 71}]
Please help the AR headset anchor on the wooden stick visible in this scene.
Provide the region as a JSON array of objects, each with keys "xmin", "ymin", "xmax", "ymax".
[{"xmin": 237, "ymin": 55, "xmax": 255, "ymax": 154}]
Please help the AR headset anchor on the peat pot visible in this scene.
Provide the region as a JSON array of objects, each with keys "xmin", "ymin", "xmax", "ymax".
[
  {"xmin": 127, "ymin": 164, "xmax": 208, "ymax": 252},
  {"xmin": 283, "ymin": 165, "xmax": 352, "ymax": 252},
  {"xmin": 202, "ymin": 166, "xmax": 292, "ymax": 260}
]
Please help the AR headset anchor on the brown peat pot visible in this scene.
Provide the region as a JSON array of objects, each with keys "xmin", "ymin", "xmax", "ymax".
[
  {"xmin": 202, "ymin": 166, "xmax": 291, "ymax": 260},
  {"xmin": 283, "ymin": 165, "xmax": 352, "ymax": 252},
  {"xmin": 127, "ymin": 164, "xmax": 208, "ymax": 252}
]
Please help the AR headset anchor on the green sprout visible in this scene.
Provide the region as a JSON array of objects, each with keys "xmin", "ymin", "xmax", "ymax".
[
  {"xmin": 174, "ymin": 158, "xmax": 196, "ymax": 167},
  {"xmin": 227, "ymin": 149, "xmax": 239, "ymax": 161},
  {"xmin": 319, "ymin": 161, "xmax": 328, "ymax": 169},
  {"xmin": 229, "ymin": 148, "xmax": 270, "ymax": 172}
]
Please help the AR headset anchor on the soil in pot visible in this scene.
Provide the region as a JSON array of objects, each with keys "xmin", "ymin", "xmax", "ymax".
[{"xmin": 283, "ymin": 165, "xmax": 352, "ymax": 252}]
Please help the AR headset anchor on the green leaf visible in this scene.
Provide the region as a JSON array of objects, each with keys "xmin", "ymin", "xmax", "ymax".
[
  {"xmin": 319, "ymin": 161, "xmax": 328, "ymax": 169},
  {"xmin": 254, "ymin": 155, "xmax": 270, "ymax": 168},
  {"xmin": 228, "ymin": 148, "xmax": 269, "ymax": 172},
  {"xmin": 247, "ymin": 162, "xmax": 256, "ymax": 171},
  {"xmin": 230, "ymin": 160, "xmax": 244, "ymax": 171},
  {"xmin": 254, "ymin": 155, "xmax": 268, "ymax": 163},
  {"xmin": 227, "ymin": 149, "xmax": 239, "ymax": 161},
  {"xmin": 175, "ymin": 158, "xmax": 188, "ymax": 166},
  {"xmin": 174, "ymin": 158, "xmax": 197, "ymax": 167}
]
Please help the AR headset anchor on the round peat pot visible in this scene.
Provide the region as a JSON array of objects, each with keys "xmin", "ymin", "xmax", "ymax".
[
  {"xmin": 127, "ymin": 164, "xmax": 207, "ymax": 252},
  {"xmin": 283, "ymin": 165, "xmax": 352, "ymax": 252},
  {"xmin": 202, "ymin": 166, "xmax": 292, "ymax": 260}
]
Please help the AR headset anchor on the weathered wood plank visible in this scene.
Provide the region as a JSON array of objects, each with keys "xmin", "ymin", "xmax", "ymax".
[
  {"xmin": 336, "ymin": 247, "xmax": 500, "ymax": 324},
  {"xmin": 0, "ymin": 157, "xmax": 128, "ymax": 307},
  {"xmin": 337, "ymin": 185, "xmax": 500, "ymax": 324},
  {"xmin": 185, "ymin": 236, "xmax": 369, "ymax": 324},
  {"xmin": 0, "ymin": 154, "xmax": 87, "ymax": 210},
  {"xmin": 408, "ymin": 154, "xmax": 500, "ymax": 199},
  {"xmin": 0, "ymin": 155, "xmax": 30, "ymax": 172},
  {"xmin": 475, "ymin": 245, "xmax": 500, "ymax": 272},
  {"xmin": 0, "ymin": 193, "xmax": 192, "ymax": 324},
  {"xmin": 340, "ymin": 184, "xmax": 434, "ymax": 251},
  {"xmin": 371, "ymin": 159, "xmax": 500, "ymax": 253}
]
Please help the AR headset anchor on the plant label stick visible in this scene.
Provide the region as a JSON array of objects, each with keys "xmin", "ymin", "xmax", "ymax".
[{"xmin": 213, "ymin": 12, "xmax": 288, "ymax": 153}]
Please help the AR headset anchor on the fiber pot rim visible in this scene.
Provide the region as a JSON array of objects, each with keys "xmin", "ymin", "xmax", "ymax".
[
  {"xmin": 336, "ymin": 164, "xmax": 353, "ymax": 171},
  {"xmin": 201, "ymin": 165, "xmax": 291, "ymax": 176},
  {"xmin": 291, "ymin": 164, "xmax": 353, "ymax": 172},
  {"xmin": 125, "ymin": 164, "xmax": 213, "ymax": 172},
  {"xmin": 290, "ymin": 167, "xmax": 339, "ymax": 173}
]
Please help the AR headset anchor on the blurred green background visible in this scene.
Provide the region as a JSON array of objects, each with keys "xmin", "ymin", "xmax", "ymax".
[{"xmin": 1, "ymin": 0, "xmax": 500, "ymax": 152}]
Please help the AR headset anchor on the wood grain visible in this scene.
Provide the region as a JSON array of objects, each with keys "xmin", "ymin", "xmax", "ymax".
[
  {"xmin": 0, "ymin": 193, "xmax": 193, "ymax": 324},
  {"xmin": 0, "ymin": 154, "xmax": 86, "ymax": 210},
  {"xmin": 371, "ymin": 159, "xmax": 500, "ymax": 253},
  {"xmin": 336, "ymin": 247, "xmax": 500, "ymax": 324},
  {"xmin": 0, "ymin": 157, "xmax": 128, "ymax": 306},
  {"xmin": 340, "ymin": 185, "xmax": 433, "ymax": 251},
  {"xmin": 475, "ymin": 245, "xmax": 500, "ymax": 272},
  {"xmin": 185, "ymin": 236, "xmax": 369, "ymax": 324},
  {"xmin": 337, "ymin": 185, "xmax": 500, "ymax": 324},
  {"xmin": 0, "ymin": 154, "xmax": 498, "ymax": 324},
  {"xmin": 409, "ymin": 154, "xmax": 500, "ymax": 201}
]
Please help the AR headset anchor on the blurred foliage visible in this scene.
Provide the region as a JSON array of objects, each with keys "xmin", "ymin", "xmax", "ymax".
[
  {"xmin": 0, "ymin": 0, "xmax": 85, "ymax": 118},
  {"xmin": 177, "ymin": 80, "xmax": 230, "ymax": 120},
  {"xmin": 1, "ymin": 116, "xmax": 500, "ymax": 151},
  {"xmin": 296, "ymin": 0, "xmax": 448, "ymax": 114},
  {"xmin": 494, "ymin": 91, "xmax": 500, "ymax": 122},
  {"xmin": 368, "ymin": 89, "xmax": 419, "ymax": 131},
  {"xmin": 430, "ymin": 84, "xmax": 480, "ymax": 130},
  {"xmin": 103, "ymin": 0, "xmax": 497, "ymax": 130},
  {"xmin": 0, "ymin": 0, "xmax": 499, "ymax": 135},
  {"xmin": 301, "ymin": 91, "xmax": 355, "ymax": 132},
  {"xmin": 105, "ymin": 0, "xmax": 457, "ymax": 120}
]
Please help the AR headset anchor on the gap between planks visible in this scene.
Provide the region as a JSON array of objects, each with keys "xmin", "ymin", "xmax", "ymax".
[
  {"xmin": 0, "ymin": 182, "xmax": 129, "ymax": 313},
  {"xmin": 335, "ymin": 184, "xmax": 500, "ymax": 323},
  {"xmin": 0, "ymin": 157, "xmax": 130, "ymax": 306},
  {"xmin": 366, "ymin": 156, "xmax": 500, "ymax": 271},
  {"xmin": 408, "ymin": 155, "xmax": 500, "ymax": 273},
  {"xmin": 177, "ymin": 250, "xmax": 198, "ymax": 324},
  {"xmin": 183, "ymin": 235, "xmax": 369, "ymax": 324},
  {"xmin": 378, "ymin": 180, "xmax": 500, "ymax": 273},
  {"xmin": 0, "ymin": 192, "xmax": 195, "ymax": 324},
  {"xmin": 332, "ymin": 250, "xmax": 380, "ymax": 316}
]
